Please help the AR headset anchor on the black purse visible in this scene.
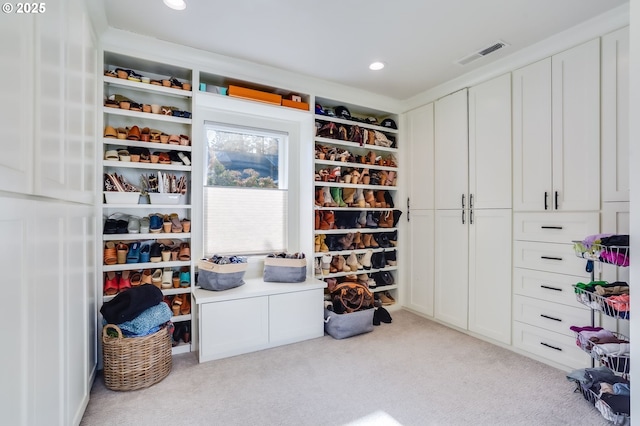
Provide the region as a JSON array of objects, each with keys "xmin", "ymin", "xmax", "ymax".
[{"xmin": 373, "ymin": 271, "xmax": 394, "ymax": 287}]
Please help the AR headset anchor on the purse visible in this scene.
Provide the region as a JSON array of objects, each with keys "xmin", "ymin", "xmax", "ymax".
[
  {"xmin": 374, "ymin": 271, "xmax": 395, "ymax": 287},
  {"xmin": 331, "ymin": 282, "xmax": 374, "ymax": 313}
]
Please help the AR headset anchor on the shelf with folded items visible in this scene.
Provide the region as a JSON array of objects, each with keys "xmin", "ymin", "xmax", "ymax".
[
  {"xmin": 569, "ymin": 378, "xmax": 630, "ymax": 425},
  {"xmin": 572, "ymin": 329, "xmax": 630, "ymax": 377},
  {"xmin": 572, "ymin": 241, "xmax": 630, "ymax": 267},
  {"xmin": 573, "ymin": 285, "xmax": 630, "ymax": 320},
  {"xmin": 103, "ymin": 138, "xmax": 192, "ymax": 152}
]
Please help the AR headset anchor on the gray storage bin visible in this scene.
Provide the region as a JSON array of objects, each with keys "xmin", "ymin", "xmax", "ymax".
[
  {"xmin": 263, "ymin": 257, "xmax": 307, "ymax": 282},
  {"xmin": 324, "ymin": 307, "xmax": 374, "ymax": 339},
  {"xmin": 197, "ymin": 259, "xmax": 247, "ymax": 291}
]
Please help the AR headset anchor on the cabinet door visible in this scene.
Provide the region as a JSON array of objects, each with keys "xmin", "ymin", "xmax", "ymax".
[
  {"xmin": 468, "ymin": 209, "xmax": 511, "ymax": 344},
  {"xmin": 512, "ymin": 58, "xmax": 552, "ymax": 212},
  {"xmin": 434, "ymin": 209, "xmax": 468, "ymax": 329},
  {"xmin": 551, "ymin": 38, "xmax": 600, "ymax": 211},
  {"xmin": 407, "ymin": 209, "xmax": 435, "ymax": 316},
  {"xmin": 407, "ymin": 103, "xmax": 434, "ymax": 210},
  {"xmin": 435, "ymin": 89, "xmax": 468, "ymax": 210},
  {"xmin": 0, "ymin": 14, "xmax": 33, "ymax": 194},
  {"xmin": 269, "ymin": 289, "xmax": 324, "ymax": 345},
  {"xmin": 601, "ymin": 27, "xmax": 629, "ymax": 202},
  {"xmin": 469, "ymin": 73, "xmax": 512, "ymax": 209}
]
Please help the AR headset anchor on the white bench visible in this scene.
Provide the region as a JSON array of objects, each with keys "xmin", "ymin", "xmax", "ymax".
[{"xmin": 193, "ymin": 277, "xmax": 327, "ymax": 362}]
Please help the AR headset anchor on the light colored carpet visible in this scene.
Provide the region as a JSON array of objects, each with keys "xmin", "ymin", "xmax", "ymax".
[{"xmin": 81, "ymin": 310, "xmax": 609, "ymax": 426}]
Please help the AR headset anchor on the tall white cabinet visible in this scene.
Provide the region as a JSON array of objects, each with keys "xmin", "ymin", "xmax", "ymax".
[{"xmin": 432, "ymin": 74, "xmax": 512, "ymax": 343}]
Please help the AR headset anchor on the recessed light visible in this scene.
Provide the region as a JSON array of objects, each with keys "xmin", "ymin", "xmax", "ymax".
[
  {"xmin": 369, "ymin": 62, "xmax": 385, "ymax": 71},
  {"xmin": 163, "ymin": 0, "xmax": 186, "ymax": 10}
]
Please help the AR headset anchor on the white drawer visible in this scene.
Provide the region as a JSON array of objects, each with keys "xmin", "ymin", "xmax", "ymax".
[
  {"xmin": 513, "ymin": 212, "xmax": 599, "ymax": 243},
  {"xmin": 512, "ymin": 268, "xmax": 589, "ymax": 309},
  {"xmin": 512, "ymin": 321, "xmax": 591, "ymax": 370},
  {"xmin": 513, "ymin": 295, "xmax": 592, "ymax": 336},
  {"xmin": 513, "ymin": 241, "xmax": 590, "ymax": 276}
]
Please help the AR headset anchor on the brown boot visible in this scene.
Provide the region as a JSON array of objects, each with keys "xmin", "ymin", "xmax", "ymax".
[
  {"xmin": 353, "ymin": 232, "xmax": 365, "ymax": 249},
  {"xmin": 364, "ymin": 190, "xmax": 375, "ymax": 207},
  {"xmin": 375, "ymin": 191, "xmax": 387, "ymax": 208},
  {"xmin": 342, "ymin": 187, "xmax": 356, "ymax": 205}
]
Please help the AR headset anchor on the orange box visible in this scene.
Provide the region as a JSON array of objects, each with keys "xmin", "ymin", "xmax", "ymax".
[
  {"xmin": 228, "ymin": 85, "xmax": 282, "ymax": 105},
  {"xmin": 281, "ymin": 99, "xmax": 309, "ymax": 111}
]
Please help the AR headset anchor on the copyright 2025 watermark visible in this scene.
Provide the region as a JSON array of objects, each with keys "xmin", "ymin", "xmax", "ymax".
[{"xmin": 3, "ymin": 3, "xmax": 46, "ymax": 13}]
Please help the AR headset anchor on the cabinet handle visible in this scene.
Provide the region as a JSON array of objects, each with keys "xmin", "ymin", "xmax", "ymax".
[
  {"xmin": 470, "ymin": 193, "xmax": 473, "ymax": 208},
  {"xmin": 470, "ymin": 209, "xmax": 473, "ymax": 225},
  {"xmin": 544, "ymin": 192, "xmax": 548, "ymax": 210},
  {"xmin": 462, "ymin": 209, "xmax": 465, "ymax": 225},
  {"xmin": 461, "ymin": 194, "xmax": 465, "ymax": 209},
  {"xmin": 540, "ymin": 314, "xmax": 562, "ymax": 322},
  {"xmin": 541, "ymin": 256, "xmax": 563, "ymax": 261},
  {"xmin": 554, "ymin": 191, "xmax": 559, "ymax": 210},
  {"xmin": 540, "ymin": 342, "xmax": 562, "ymax": 351},
  {"xmin": 541, "ymin": 226, "xmax": 563, "ymax": 230},
  {"xmin": 540, "ymin": 285, "xmax": 562, "ymax": 292}
]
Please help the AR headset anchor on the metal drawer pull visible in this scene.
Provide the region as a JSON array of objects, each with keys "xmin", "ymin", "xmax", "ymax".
[
  {"xmin": 540, "ymin": 314, "xmax": 562, "ymax": 322},
  {"xmin": 540, "ymin": 342, "xmax": 562, "ymax": 351},
  {"xmin": 541, "ymin": 226, "xmax": 563, "ymax": 230},
  {"xmin": 541, "ymin": 256, "xmax": 563, "ymax": 261},
  {"xmin": 544, "ymin": 191, "xmax": 548, "ymax": 210},
  {"xmin": 540, "ymin": 285, "xmax": 562, "ymax": 292}
]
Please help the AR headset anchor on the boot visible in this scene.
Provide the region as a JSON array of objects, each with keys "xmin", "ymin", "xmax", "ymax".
[
  {"xmin": 375, "ymin": 191, "xmax": 387, "ymax": 208},
  {"xmin": 330, "ymin": 256, "xmax": 340, "ymax": 273},
  {"xmin": 354, "ymin": 188, "xmax": 366, "ymax": 208},
  {"xmin": 321, "ymin": 255, "xmax": 332, "ymax": 275},
  {"xmin": 315, "ymin": 187, "xmax": 324, "ymax": 206},
  {"xmin": 357, "ymin": 211, "xmax": 367, "ymax": 227},
  {"xmin": 330, "ymin": 187, "xmax": 346, "ymax": 208},
  {"xmin": 360, "ymin": 249, "xmax": 373, "ymax": 269},
  {"xmin": 338, "ymin": 232, "xmax": 354, "ymax": 250},
  {"xmin": 323, "ymin": 187, "xmax": 337, "ymax": 207},
  {"xmin": 335, "ymin": 255, "xmax": 351, "ymax": 272},
  {"xmin": 364, "ymin": 190, "xmax": 376, "ymax": 208},
  {"xmin": 314, "ymin": 258, "xmax": 321, "ymax": 276},
  {"xmin": 320, "ymin": 211, "xmax": 334, "ymax": 230},
  {"xmin": 392, "ymin": 209, "xmax": 403, "ymax": 227},
  {"xmin": 386, "ymin": 249, "xmax": 397, "ymax": 266},
  {"xmin": 353, "ymin": 232, "xmax": 365, "ymax": 249},
  {"xmin": 319, "ymin": 234, "xmax": 329, "ymax": 252},
  {"xmin": 366, "ymin": 212, "xmax": 379, "ymax": 228},
  {"xmin": 314, "ymin": 234, "xmax": 322, "ymax": 252},
  {"xmin": 379, "ymin": 211, "xmax": 394, "ymax": 228},
  {"xmin": 389, "ymin": 230, "xmax": 397, "ymax": 246},
  {"xmin": 384, "ymin": 191, "xmax": 395, "ymax": 208},
  {"xmin": 346, "ymin": 252, "xmax": 363, "ymax": 271},
  {"xmin": 376, "ymin": 233, "xmax": 391, "ymax": 248},
  {"xmin": 342, "ymin": 187, "xmax": 356, "ymax": 206},
  {"xmin": 386, "ymin": 171, "xmax": 396, "ymax": 186},
  {"xmin": 315, "ymin": 210, "xmax": 321, "ymax": 230}
]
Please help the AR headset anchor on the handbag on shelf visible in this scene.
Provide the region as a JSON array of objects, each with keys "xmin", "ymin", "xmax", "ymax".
[
  {"xmin": 374, "ymin": 271, "xmax": 395, "ymax": 287},
  {"xmin": 331, "ymin": 282, "xmax": 374, "ymax": 313}
]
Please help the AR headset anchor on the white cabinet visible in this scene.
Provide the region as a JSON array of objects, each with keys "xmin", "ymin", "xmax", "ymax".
[
  {"xmin": 407, "ymin": 103, "xmax": 434, "ymax": 210},
  {"xmin": 195, "ymin": 279, "xmax": 326, "ymax": 362},
  {"xmin": 432, "ymin": 76, "xmax": 512, "ymax": 343},
  {"xmin": 435, "ymin": 89, "xmax": 468, "ymax": 210},
  {"xmin": 513, "ymin": 38, "xmax": 600, "ymax": 212},
  {"xmin": 601, "ymin": 27, "xmax": 630, "ymax": 203},
  {"xmin": 407, "ymin": 209, "xmax": 435, "ymax": 316}
]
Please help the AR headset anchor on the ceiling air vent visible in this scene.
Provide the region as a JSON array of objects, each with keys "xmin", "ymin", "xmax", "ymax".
[{"xmin": 455, "ymin": 40, "xmax": 509, "ymax": 66}]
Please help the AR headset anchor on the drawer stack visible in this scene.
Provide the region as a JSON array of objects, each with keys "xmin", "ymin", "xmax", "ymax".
[{"xmin": 512, "ymin": 212, "xmax": 598, "ymax": 369}]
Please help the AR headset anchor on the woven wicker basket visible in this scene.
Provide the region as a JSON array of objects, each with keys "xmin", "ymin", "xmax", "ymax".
[{"xmin": 102, "ymin": 324, "xmax": 172, "ymax": 391}]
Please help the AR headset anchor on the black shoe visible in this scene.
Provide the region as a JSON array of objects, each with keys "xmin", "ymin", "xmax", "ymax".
[
  {"xmin": 373, "ymin": 309, "xmax": 381, "ymax": 326},
  {"xmin": 377, "ymin": 307, "xmax": 392, "ymax": 323}
]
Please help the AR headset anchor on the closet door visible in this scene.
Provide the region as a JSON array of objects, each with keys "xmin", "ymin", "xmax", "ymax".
[
  {"xmin": 407, "ymin": 210, "xmax": 435, "ymax": 316},
  {"xmin": 407, "ymin": 103, "xmax": 434, "ymax": 210},
  {"xmin": 512, "ymin": 58, "xmax": 552, "ymax": 212},
  {"xmin": 435, "ymin": 89, "xmax": 468, "ymax": 210},
  {"xmin": 434, "ymin": 209, "xmax": 468, "ymax": 329},
  {"xmin": 469, "ymin": 73, "xmax": 512, "ymax": 209},
  {"xmin": 468, "ymin": 209, "xmax": 512, "ymax": 344},
  {"xmin": 551, "ymin": 38, "xmax": 600, "ymax": 211}
]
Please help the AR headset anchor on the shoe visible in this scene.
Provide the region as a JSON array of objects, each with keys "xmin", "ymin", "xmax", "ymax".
[
  {"xmin": 321, "ymin": 255, "xmax": 332, "ymax": 275},
  {"xmin": 179, "ymin": 266, "xmax": 190, "ymax": 287},
  {"xmin": 150, "ymin": 243, "xmax": 163, "ymax": 263},
  {"xmin": 162, "ymin": 267, "xmax": 173, "ymax": 289},
  {"xmin": 378, "ymin": 291, "xmax": 395, "ymax": 306},
  {"xmin": 346, "ymin": 252, "xmax": 363, "ymax": 270},
  {"xmin": 130, "ymin": 271, "xmax": 142, "ymax": 287},
  {"xmin": 141, "ymin": 269, "xmax": 153, "ymax": 285},
  {"xmin": 181, "ymin": 219, "xmax": 191, "ymax": 233},
  {"xmin": 182, "ymin": 323, "xmax": 191, "ymax": 343},
  {"xmin": 103, "ymin": 218, "xmax": 117, "ymax": 234},
  {"xmin": 172, "ymin": 271, "xmax": 180, "ymax": 288},
  {"xmin": 149, "ymin": 214, "xmax": 163, "ymax": 233},
  {"xmin": 116, "ymin": 243, "xmax": 128, "ymax": 264},
  {"xmin": 360, "ymin": 249, "xmax": 373, "ymax": 269},
  {"xmin": 179, "ymin": 242, "xmax": 191, "ymax": 261},
  {"xmin": 171, "ymin": 296, "xmax": 182, "ymax": 316},
  {"xmin": 180, "ymin": 293, "xmax": 191, "ymax": 315},
  {"xmin": 377, "ymin": 306, "xmax": 392, "ymax": 323},
  {"xmin": 161, "ymin": 246, "xmax": 171, "ymax": 262},
  {"xmin": 126, "ymin": 242, "xmax": 141, "ymax": 263},
  {"xmin": 118, "ymin": 270, "xmax": 132, "ymax": 292},
  {"xmin": 103, "ymin": 271, "xmax": 118, "ymax": 295},
  {"xmin": 170, "ymin": 213, "xmax": 183, "ymax": 233},
  {"xmin": 177, "ymin": 151, "xmax": 191, "ymax": 165},
  {"xmin": 139, "ymin": 217, "xmax": 150, "ymax": 234},
  {"xmin": 162, "ymin": 216, "xmax": 172, "ymax": 233},
  {"xmin": 103, "ymin": 242, "xmax": 117, "ymax": 265},
  {"xmin": 139, "ymin": 244, "xmax": 150, "ymax": 263}
]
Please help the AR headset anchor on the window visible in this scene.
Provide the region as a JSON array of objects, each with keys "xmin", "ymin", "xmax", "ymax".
[{"xmin": 203, "ymin": 122, "xmax": 288, "ymax": 255}]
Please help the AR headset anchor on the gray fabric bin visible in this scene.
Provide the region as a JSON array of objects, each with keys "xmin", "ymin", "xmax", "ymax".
[
  {"xmin": 263, "ymin": 257, "xmax": 307, "ymax": 282},
  {"xmin": 324, "ymin": 307, "xmax": 374, "ymax": 339},
  {"xmin": 197, "ymin": 260, "xmax": 247, "ymax": 291}
]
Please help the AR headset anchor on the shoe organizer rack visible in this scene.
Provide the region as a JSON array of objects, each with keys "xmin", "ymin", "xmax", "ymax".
[
  {"xmin": 100, "ymin": 51, "xmax": 195, "ymax": 355},
  {"xmin": 570, "ymin": 238, "xmax": 630, "ymax": 424},
  {"xmin": 313, "ymin": 98, "xmax": 401, "ymax": 307}
]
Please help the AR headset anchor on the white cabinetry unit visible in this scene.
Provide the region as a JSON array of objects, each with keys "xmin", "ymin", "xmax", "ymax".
[
  {"xmin": 513, "ymin": 38, "xmax": 600, "ymax": 212},
  {"xmin": 195, "ymin": 279, "xmax": 326, "ymax": 362},
  {"xmin": 433, "ymin": 75, "xmax": 512, "ymax": 344},
  {"xmin": 100, "ymin": 52, "xmax": 195, "ymax": 354},
  {"xmin": 406, "ymin": 103, "xmax": 435, "ymax": 316},
  {"xmin": 601, "ymin": 26, "xmax": 629, "ymax": 203}
]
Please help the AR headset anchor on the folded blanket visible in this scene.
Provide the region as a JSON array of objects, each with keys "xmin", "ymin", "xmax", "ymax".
[
  {"xmin": 100, "ymin": 284, "xmax": 163, "ymax": 324},
  {"xmin": 103, "ymin": 302, "xmax": 172, "ymax": 337}
]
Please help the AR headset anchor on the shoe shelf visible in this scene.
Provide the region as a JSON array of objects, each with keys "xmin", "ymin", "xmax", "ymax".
[
  {"xmin": 314, "ymin": 115, "xmax": 399, "ymax": 135},
  {"xmin": 103, "ymin": 107, "xmax": 192, "ymax": 124},
  {"xmin": 103, "ymin": 160, "xmax": 191, "ymax": 172},
  {"xmin": 314, "ymin": 182, "xmax": 397, "ymax": 190},
  {"xmin": 314, "ymin": 136, "xmax": 398, "ymax": 153},
  {"xmin": 103, "ymin": 289, "xmax": 191, "ymax": 303},
  {"xmin": 315, "ymin": 159, "xmax": 398, "ymax": 172},
  {"xmin": 314, "ymin": 247, "xmax": 397, "ymax": 256},
  {"xmin": 104, "ymin": 75, "xmax": 193, "ymax": 99},
  {"xmin": 172, "ymin": 342, "xmax": 191, "ymax": 355},
  {"xmin": 103, "ymin": 138, "xmax": 192, "ymax": 153},
  {"xmin": 316, "ymin": 266, "xmax": 398, "ymax": 280},
  {"xmin": 103, "ymin": 232, "xmax": 192, "ymax": 242},
  {"xmin": 315, "ymin": 228, "xmax": 397, "ymax": 235},
  {"xmin": 103, "ymin": 261, "xmax": 191, "ymax": 272}
]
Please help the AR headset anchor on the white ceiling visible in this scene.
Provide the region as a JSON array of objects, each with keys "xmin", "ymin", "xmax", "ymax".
[{"xmin": 100, "ymin": 0, "xmax": 629, "ymax": 101}]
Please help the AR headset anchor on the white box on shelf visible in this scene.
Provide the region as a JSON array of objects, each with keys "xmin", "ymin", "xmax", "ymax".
[
  {"xmin": 103, "ymin": 191, "xmax": 141, "ymax": 204},
  {"xmin": 148, "ymin": 193, "xmax": 183, "ymax": 205}
]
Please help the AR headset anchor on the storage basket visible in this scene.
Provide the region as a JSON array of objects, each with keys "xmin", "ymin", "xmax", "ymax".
[
  {"xmin": 263, "ymin": 257, "xmax": 307, "ymax": 282},
  {"xmin": 197, "ymin": 259, "xmax": 247, "ymax": 291},
  {"xmin": 324, "ymin": 307, "xmax": 374, "ymax": 339},
  {"xmin": 102, "ymin": 324, "xmax": 172, "ymax": 391},
  {"xmin": 103, "ymin": 191, "xmax": 141, "ymax": 204}
]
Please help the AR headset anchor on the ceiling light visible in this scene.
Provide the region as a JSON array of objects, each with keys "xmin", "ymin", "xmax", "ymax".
[
  {"xmin": 369, "ymin": 62, "xmax": 385, "ymax": 71},
  {"xmin": 163, "ymin": 0, "xmax": 186, "ymax": 10}
]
